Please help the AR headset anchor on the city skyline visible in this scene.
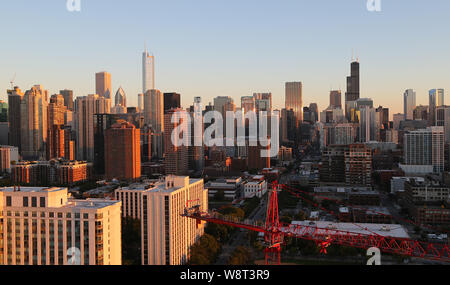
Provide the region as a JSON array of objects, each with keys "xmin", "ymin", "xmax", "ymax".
[{"xmin": 1, "ymin": 1, "xmax": 450, "ymax": 115}]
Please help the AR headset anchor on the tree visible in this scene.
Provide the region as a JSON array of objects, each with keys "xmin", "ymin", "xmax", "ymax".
[
  {"xmin": 122, "ymin": 217, "xmax": 141, "ymax": 265},
  {"xmin": 228, "ymin": 246, "xmax": 252, "ymax": 265},
  {"xmin": 188, "ymin": 234, "xmax": 221, "ymax": 265},
  {"xmin": 205, "ymin": 223, "xmax": 230, "ymax": 243}
]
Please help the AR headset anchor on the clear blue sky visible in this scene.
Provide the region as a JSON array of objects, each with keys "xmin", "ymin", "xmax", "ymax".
[{"xmin": 1, "ymin": 0, "xmax": 449, "ymax": 116}]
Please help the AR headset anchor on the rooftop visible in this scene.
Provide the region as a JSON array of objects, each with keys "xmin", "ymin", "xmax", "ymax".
[
  {"xmin": 288, "ymin": 221, "xmax": 410, "ymax": 239},
  {"xmin": 0, "ymin": 186, "xmax": 66, "ymax": 193}
]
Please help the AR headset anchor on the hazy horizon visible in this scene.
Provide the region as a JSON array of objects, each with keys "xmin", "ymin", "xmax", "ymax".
[{"xmin": 1, "ymin": 0, "xmax": 449, "ymax": 118}]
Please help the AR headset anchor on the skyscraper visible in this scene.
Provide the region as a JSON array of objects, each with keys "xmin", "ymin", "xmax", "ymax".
[
  {"xmin": 74, "ymin": 94, "xmax": 111, "ymax": 161},
  {"xmin": 188, "ymin": 97, "xmax": 204, "ymax": 172},
  {"xmin": 47, "ymin": 94, "xmax": 68, "ymax": 160},
  {"xmin": 436, "ymin": 106, "xmax": 450, "ymax": 144},
  {"xmin": 241, "ymin": 96, "xmax": 255, "ymax": 113},
  {"xmin": 115, "ymin": 87, "xmax": 127, "ymax": 107},
  {"xmin": 429, "ymin": 89, "xmax": 444, "ymax": 126},
  {"xmin": 345, "ymin": 61, "xmax": 360, "ymax": 120},
  {"xmin": 20, "ymin": 85, "xmax": 48, "ymax": 160},
  {"xmin": 60, "ymin": 89, "xmax": 74, "ymax": 111},
  {"xmin": 359, "ymin": 106, "xmax": 376, "ymax": 143},
  {"xmin": 143, "ymin": 89, "xmax": 164, "ymax": 159},
  {"xmin": 253, "ymin": 93, "xmax": 272, "ymax": 112},
  {"xmin": 95, "ymin": 72, "xmax": 112, "ymax": 99},
  {"xmin": 7, "ymin": 87, "xmax": 24, "ymax": 149},
  {"xmin": 138, "ymin": 93, "xmax": 144, "ymax": 113},
  {"xmin": 403, "ymin": 126, "xmax": 444, "ymax": 173},
  {"xmin": 142, "ymin": 48, "xmax": 155, "ymax": 94},
  {"xmin": 0, "ymin": 100, "xmax": 8, "ymax": 123},
  {"xmin": 163, "ymin": 92, "xmax": 181, "ymax": 114},
  {"xmin": 105, "ymin": 120, "xmax": 141, "ymax": 181},
  {"xmin": 164, "ymin": 108, "xmax": 188, "ymax": 175},
  {"xmin": 285, "ymin": 82, "xmax": 303, "ymax": 127},
  {"xmin": 140, "ymin": 176, "xmax": 207, "ymax": 265},
  {"xmin": 330, "ymin": 90, "xmax": 342, "ymax": 109},
  {"xmin": 403, "ymin": 89, "xmax": 416, "ymax": 121}
]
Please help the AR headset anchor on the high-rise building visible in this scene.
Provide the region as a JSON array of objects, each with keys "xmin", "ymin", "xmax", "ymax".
[
  {"xmin": 114, "ymin": 87, "xmax": 127, "ymax": 108},
  {"xmin": 253, "ymin": 93, "xmax": 272, "ymax": 112},
  {"xmin": 280, "ymin": 109, "xmax": 296, "ymax": 144},
  {"xmin": 59, "ymin": 89, "xmax": 74, "ymax": 111},
  {"xmin": 403, "ymin": 126, "xmax": 445, "ymax": 173},
  {"xmin": 393, "ymin": 113, "xmax": 404, "ymax": 130},
  {"xmin": 345, "ymin": 61, "xmax": 360, "ymax": 120},
  {"xmin": 143, "ymin": 89, "xmax": 164, "ymax": 159},
  {"xmin": 20, "ymin": 85, "xmax": 48, "ymax": 160},
  {"xmin": 74, "ymin": 94, "xmax": 111, "ymax": 162},
  {"xmin": 0, "ymin": 100, "xmax": 8, "ymax": 122},
  {"xmin": 164, "ymin": 109, "xmax": 188, "ymax": 175},
  {"xmin": 163, "ymin": 93, "xmax": 181, "ymax": 114},
  {"xmin": 47, "ymin": 95, "xmax": 67, "ymax": 160},
  {"xmin": 285, "ymin": 82, "xmax": 303, "ymax": 127},
  {"xmin": 7, "ymin": 87, "xmax": 24, "ymax": 149},
  {"xmin": 142, "ymin": 48, "xmax": 155, "ymax": 94},
  {"xmin": 140, "ymin": 176, "xmax": 208, "ymax": 265},
  {"xmin": 330, "ymin": 90, "xmax": 342, "ymax": 109},
  {"xmin": 436, "ymin": 106, "xmax": 450, "ymax": 143},
  {"xmin": 0, "ymin": 186, "xmax": 121, "ymax": 265},
  {"xmin": 345, "ymin": 144, "xmax": 372, "ymax": 186},
  {"xmin": 309, "ymin": 103, "xmax": 319, "ymax": 123},
  {"xmin": 320, "ymin": 145, "xmax": 348, "ymax": 183},
  {"xmin": 324, "ymin": 124, "xmax": 357, "ymax": 146},
  {"xmin": 0, "ymin": 146, "xmax": 19, "ymax": 174},
  {"xmin": 241, "ymin": 96, "xmax": 255, "ymax": 113},
  {"xmin": 359, "ymin": 107, "xmax": 376, "ymax": 142},
  {"xmin": 105, "ymin": 121, "xmax": 141, "ymax": 181},
  {"xmin": 403, "ymin": 89, "xmax": 416, "ymax": 121},
  {"xmin": 188, "ymin": 97, "xmax": 204, "ymax": 172},
  {"xmin": 138, "ymin": 93, "xmax": 144, "ymax": 113},
  {"xmin": 95, "ymin": 72, "xmax": 112, "ymax": 99},
  {"xmin": 213, "ymin": 96, "xmax": 234, "ymax": 116},
  {"xmin": 429, "ymin": 89, "xmax": 444, "ymax": 126},
  {"xmin": 413, "ymin": 105, "xmax": 428, "ymax": 121}
]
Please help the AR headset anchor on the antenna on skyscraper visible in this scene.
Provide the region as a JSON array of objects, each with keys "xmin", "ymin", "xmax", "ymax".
[{"xmin": 352, "ymin": 49, "xmax": 354, "ymax": 61}]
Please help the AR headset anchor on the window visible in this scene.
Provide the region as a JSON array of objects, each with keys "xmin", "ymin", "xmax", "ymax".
[
  {"xmin": 23, "ymin": 197, "xmax": 29, "ymax": 207},
  {"xmin": 6, "ymin": 196, "xmax": 11, "ymax": 207},
  {"xmin": 31, "ymin": 197, "xmax": 37, "ymax": 207},
  {"xmin": 40, "ymin": 197, "xmax": 45, "ymax": 208}
]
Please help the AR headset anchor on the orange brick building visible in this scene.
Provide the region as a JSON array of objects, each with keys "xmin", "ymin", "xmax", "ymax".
[{"xmin": 105, "ymin": 120, "xmax": 141, "ymax": 181}]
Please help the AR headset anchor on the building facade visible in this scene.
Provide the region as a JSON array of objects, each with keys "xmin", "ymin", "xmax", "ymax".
[{"xmin": 0, "ymin": 187, "xmax": 121, "ymax": 265}]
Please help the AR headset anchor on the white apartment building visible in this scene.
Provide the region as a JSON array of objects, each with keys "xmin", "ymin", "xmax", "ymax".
[
  {"xmin": 115, "ymin": 182, "xmax": 156, "ymax": 219},
  {"xmin": 0, "ymin": 187, "xmax": 121, "ymax": 265},
  {"xmin": 403, "ymin": 126, "xmax": 445, "ymax": 173},
  {"xmin": 140, "ymin": 176, "xmax": 208, "ymax": 265}
]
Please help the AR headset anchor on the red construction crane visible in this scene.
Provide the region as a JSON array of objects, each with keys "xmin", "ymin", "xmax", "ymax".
[{"xmin": 182, "ymin": 182, "xmax": 450, "ymax": 265}]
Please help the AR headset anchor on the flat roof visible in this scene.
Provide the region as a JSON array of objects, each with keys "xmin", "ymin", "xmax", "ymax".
[
  {"xmin": 0, "ymin": 187, "xmax": 67, "ymax": 193},
  {"xmin": 63, "ymin": 199, "xmax": 120, "ymax": 210},
  {"xmin": 287, "ymin": 221, "xmax": 409, "ymax": 239}
]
